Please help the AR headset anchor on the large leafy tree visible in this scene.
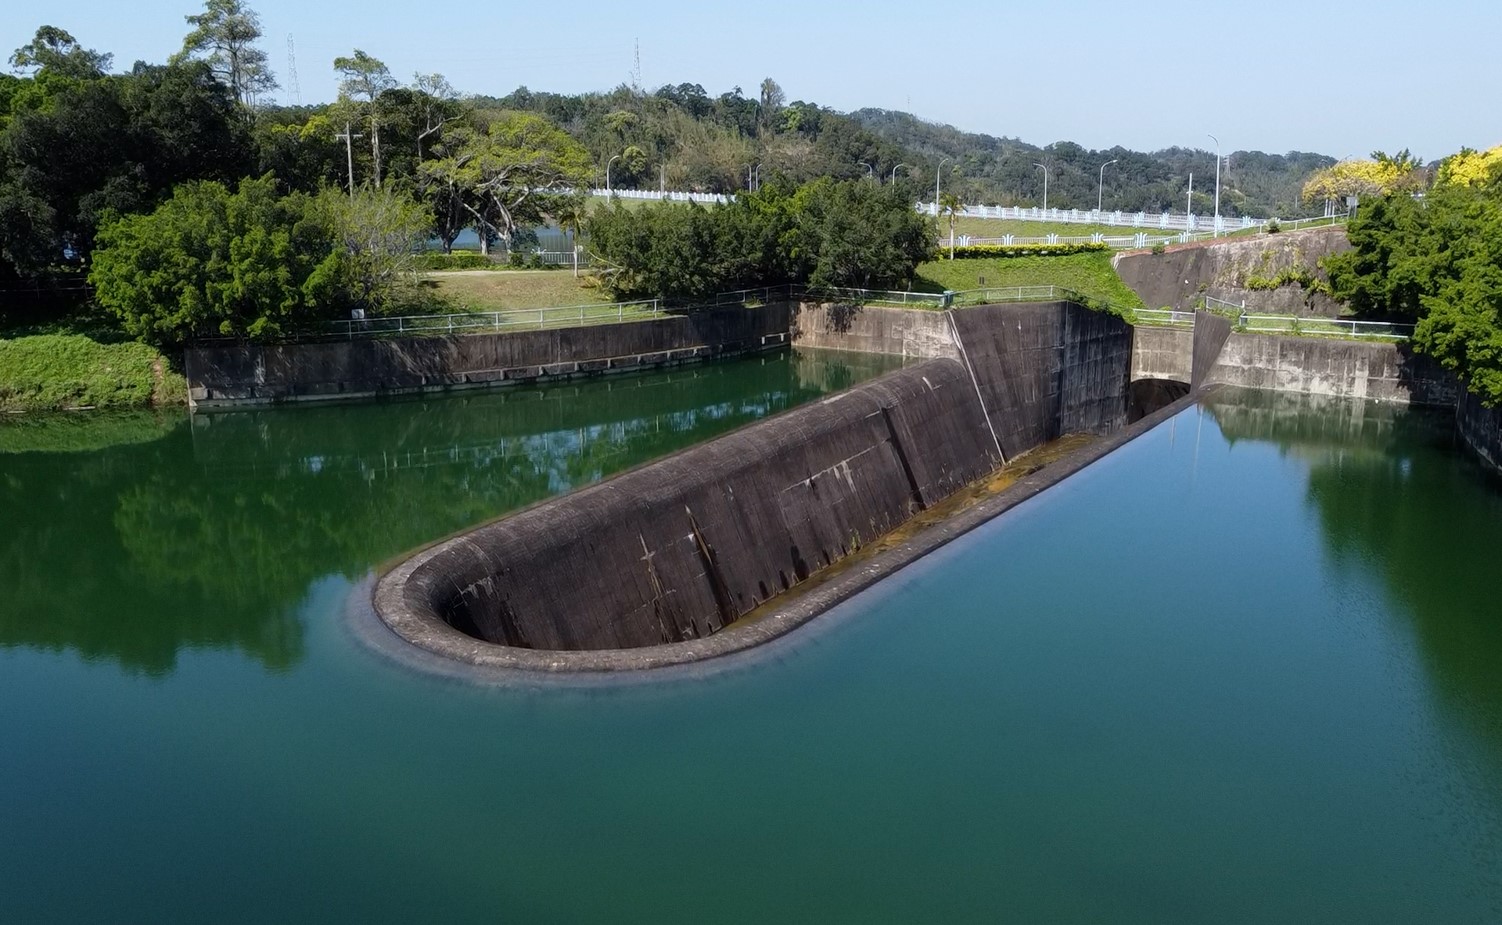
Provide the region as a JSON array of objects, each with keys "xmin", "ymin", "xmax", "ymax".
[
  {"xmin": 0, "ymin": 35, "xmax": 249, "ymax": 277},
  {"xmin": 421, "ymin": 111, "xmax": 591, "ymax": 253},
  {"xmin": 178, "ymin": 0, "xmax": 277, "ymax": 111},
  {"xmin": 317, "ymin": 185, "xmax": 431, "ymax": 311},
  {"xmin": 8, "ymin": 26, "xmax": 112, "ymax": 79},
  {"xmin": 90, "ymin": 175, "xmax": 348, "ymax": 344},
  {"xmin": 1328, "ymin": 159, "xmax": 1502, "ymax": 403}
]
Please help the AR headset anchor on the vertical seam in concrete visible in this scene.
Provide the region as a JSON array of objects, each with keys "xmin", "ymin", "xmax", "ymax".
[
  {"xmin": 880, "ymin": 405, "xmax": 928, "ymax": 511},
  {"xmin": 945, "ymin": 310, "xmax": 1007, "ymax": 464}
]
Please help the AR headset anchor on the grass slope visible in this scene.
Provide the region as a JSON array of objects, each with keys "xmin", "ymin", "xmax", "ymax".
[
  {"xmin": 423, "ymin": 270, "xmax": 601, "ymax": 312},
  {"xmin": 914, "ymin": 253, "xmax": 1146, "ymax": 311},
  {"xmin": 0, "ymin": 334, "xmax": 184, "ymax": 413}
]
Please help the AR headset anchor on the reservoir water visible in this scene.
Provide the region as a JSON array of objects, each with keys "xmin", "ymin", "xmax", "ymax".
[{"xmin": 2, "ymin": 361, "xmax": 1500, "ymax": 922}]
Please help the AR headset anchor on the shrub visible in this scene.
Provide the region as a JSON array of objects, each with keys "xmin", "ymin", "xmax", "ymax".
[
  {"xmin": 412, "ymin": 253, "xmax": 495, "ymax": 271},
  {"xmin": 1151, "ymin": 242, "xmax": 1167, "ymax": 255},
  {"xmin": 948, "ymin": 242, "xmax": 1111, "ymax": 259}
]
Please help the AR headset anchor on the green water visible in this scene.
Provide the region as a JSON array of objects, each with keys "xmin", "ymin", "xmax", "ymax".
[{"xmin": 3, "ymin": 371, "xmax": 1501, "ymax": 922}]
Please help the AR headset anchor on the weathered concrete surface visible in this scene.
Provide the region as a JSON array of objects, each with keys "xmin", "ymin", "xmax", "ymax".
[
  {"xmin": 1458, "ymin": 390, "xmax": 1502, "ymax": 474},
  {"xmin": 1203, "ymin": 334, "xmax": 1458, "ymax": 406},
  {"xmin": 791, "ymin": 302, "xmax": 958, "ymax": 358},
  {"xmin": 949, "ymin": 302, "xmax": 1134, "ymax": 460},
  {"xmin": 1191, "ymin": 312, "xmax": 1233, "ymax": 391},
  {"xmin": 1130, "ymin": 326, "xmax": 1193, "ymax": 383},
  {"xmin": 379, "ymin": 360, "xmax": 1002, "ymax": 657},
  {"xmin": 368, "ymin": 391, "xmax": 1196, "ymax": 676},
  {"xmin": 1114, "ymin": 226, "xmax": 1351, "ymax": 315},
  {"xmin": 185, "ymin": 303, "xmax": 792, "ymax": 408}
]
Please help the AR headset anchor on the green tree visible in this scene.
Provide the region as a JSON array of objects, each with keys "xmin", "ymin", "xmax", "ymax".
[
  {"xmin": 938, "ymin": 191, "xmax": 962, "ymax": 260},
  {"xmin": 8, "ymin": 26, "xmax": 112, "ymax": 78},
  {"xmin": 178, "ymin": 0, "xmax": 276, "ymax": 111},
  {"xmin": 333, "ymin": 50, "xmax": 396, "ymax": 188},
  {"xmin": 318, "ymin": 185, "xmax": 431, "ymax": 311},
  {"xmin": 422, "ymin": 111, "xmax": 591, "ymax": 253},
  {"xmin": 90, "ymin": 175, "xmax": 348, "ymax": 344}
]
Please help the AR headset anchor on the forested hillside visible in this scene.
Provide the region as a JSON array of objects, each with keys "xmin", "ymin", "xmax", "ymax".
[{"xmin": 484, "ymin": 84, "xmax": 1335, "ymax": 218}]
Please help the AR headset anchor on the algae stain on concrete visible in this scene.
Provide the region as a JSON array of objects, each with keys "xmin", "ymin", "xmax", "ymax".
[{"xmin": 730, "ymin": 434, "xmax": 1094, "ymax": 630}]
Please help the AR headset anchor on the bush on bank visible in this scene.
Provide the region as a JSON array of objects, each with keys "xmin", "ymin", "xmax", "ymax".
[
  {"xmin": 947, "ymin": 242, "xmax": 1111, "ymax": 259},
  {"xmin": 586, "ymin": 177, "xmax": 936, "ymax": 301}
]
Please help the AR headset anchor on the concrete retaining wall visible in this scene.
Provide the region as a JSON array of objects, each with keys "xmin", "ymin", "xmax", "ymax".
[
  {"xmin": 791, "ymin": 302, "xmax": 958, "ymax": 358},
  {"xmin": 385, "ymin": 359, "xmax": 1001, "ymax": 652},
  {"xmin": 950, "ymin": 302, "xmax": 1134, "ymax": 460},
  {"xmin": 185, "ymin": 303, "xmax": 793, "ymax": 407},
  {"xmin": 1114, "ymin": 226, "xmax": 1351, "ymax": 315},
  {"xmin": 1130, "ymin": 326, "xmax": 1193, "ymax": 383},
  {"xmin": 1203, "ymin": 334, "xmax": 1457, "ymax": 406},
  {"xmin": 1458, "ymin": 391, "xmax": 1502, "ymax": 474}
]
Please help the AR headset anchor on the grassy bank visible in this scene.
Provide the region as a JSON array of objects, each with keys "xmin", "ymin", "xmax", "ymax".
[
  {"xmin": 0, "ymin": 334, "xmax": 184, "ymax": 413},
  {"xmin": 422, "ymin": 269, "xmax": 599, "ymax": 312},
  {"xmin": 914, "ymin": 252, "xmax": 1147, "ymax": 311}
]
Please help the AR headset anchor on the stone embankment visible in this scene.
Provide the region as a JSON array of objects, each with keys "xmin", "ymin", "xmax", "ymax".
[{"xmin": 1114, "ymin": 226, "xmax": 1351, "ymax": 316}]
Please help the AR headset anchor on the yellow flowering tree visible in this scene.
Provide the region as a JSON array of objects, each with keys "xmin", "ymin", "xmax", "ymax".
[
  {"xmin": 1301, "ymin": 150, "xmax": 1423, "ymax": 205},
  {"xmin": 1436, "ymin": 145, "xmax": 1502, "ymax": 189}
]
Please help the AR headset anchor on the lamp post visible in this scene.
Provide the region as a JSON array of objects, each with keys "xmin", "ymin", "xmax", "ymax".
[
  {"xmin": 859, "ymin": 161, "xmax": 874, "ymax": 182},
  {"xmin": 1034, "ymin": 162, "xmax": 1049, "ymax": 213},
  {"xmin": 751, "ymin": 163, "xmax": 762, "ymax": 191},
  {"xmin": 1208, "ymin": 133, "xmax": 1221, "ymax": 236},
  {"xmin": 935, "ymin": 157, "xmax": 951, "ymax": 216},
  {"xmin": 606, "ymin": 154, "xmax": 621, "ymax": 195},
  {"xmin": 891, "ymin": 163, "xmax": 908, "ymax": 184},
  {"xmin": 1097, "ymin": 159, "xmax": 1118, "ymax": 213}
]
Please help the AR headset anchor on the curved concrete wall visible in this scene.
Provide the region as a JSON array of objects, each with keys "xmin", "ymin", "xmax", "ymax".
[
  {"xmin": 185, "ymin": 303, "xmax": 792, "ymax": 408},
  {"xmin": 384, "ymin": 359, "xmax": 1001, "ymax": 653}
]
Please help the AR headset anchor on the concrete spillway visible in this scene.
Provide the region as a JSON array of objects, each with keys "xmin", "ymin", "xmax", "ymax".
[
  {"xmin": 374, "ymin": 301, "xmax": 1143, "ymax": 670},
  {"xmin": 368, "ymin": 297, "xmax": 1488, "ymax": 673}
]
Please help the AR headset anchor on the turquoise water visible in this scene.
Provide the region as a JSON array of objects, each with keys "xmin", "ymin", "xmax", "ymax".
[{"xmin": 3, "ymin": 373, "xmax": 1501, "ymax": 922}]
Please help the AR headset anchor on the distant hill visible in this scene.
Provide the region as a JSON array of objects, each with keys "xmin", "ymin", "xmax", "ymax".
[
  {"xmin": 849, "ymin": 109, "xmax": 1334, "ymax": 218},
  {"xmin": 481, "ymin": 82, "xmax": 1334, "ymax": 218}
]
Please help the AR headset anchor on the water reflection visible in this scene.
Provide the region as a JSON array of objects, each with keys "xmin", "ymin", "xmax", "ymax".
[
  {"xmin": 0, "ymin": 349, "xmax": 902, "ymax": 674},
  {"xmin": 1205, "ymin": 387, "xmax": 1502, "ymax": 767}
]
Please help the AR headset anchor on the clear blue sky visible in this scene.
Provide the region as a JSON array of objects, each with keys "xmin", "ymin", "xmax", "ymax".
[{"xmin": 5, "ymin": 0, "xmax": 1498, "ymax": 158}]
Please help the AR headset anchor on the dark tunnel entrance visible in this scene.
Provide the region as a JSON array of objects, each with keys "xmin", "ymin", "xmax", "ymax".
[{"xmin": 1128, "ymin": 378, "xmax": 1191, "ymax": 423}]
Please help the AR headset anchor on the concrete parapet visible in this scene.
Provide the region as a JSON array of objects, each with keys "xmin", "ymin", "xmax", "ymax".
[
  {"xmin": 791, "ymin": 302, "xmax": 958, "ymax": 358},
  {"xmin": 185, "ymin": 303, "xmax": 793, "ymax": 408},
  {"xmin": 1203, "ymin": 334, "xmax": 1457, "ymax": 406}
]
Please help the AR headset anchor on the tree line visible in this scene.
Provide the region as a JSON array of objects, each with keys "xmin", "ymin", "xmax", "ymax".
[{"xmin": 1326, "ymin": 146, "xmax": 1502, "ymax": 403}]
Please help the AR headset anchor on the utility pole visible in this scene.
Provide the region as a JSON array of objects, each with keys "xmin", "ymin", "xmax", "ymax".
[
  {"xmin": 336, "ymin": 122, "xmax": 362, "ymax": 196},
  {"xmin": 935, "ymin": 157, "xmax": 952, "ymax": 216},
  {"xmin": 1208, "ymin": 134, "xmax": 1221, "ymax": 236},
  {"xmin": 1098, "ymin": 159, "xmax": 1118, "ymax": 213},
  {"xmin": 1034, "ymin": 163, "xmax": 1049, "ymax": 213},
  {"xmin": 1187, "ymin": 172, "xmax": 1193, "ymax": 223}
]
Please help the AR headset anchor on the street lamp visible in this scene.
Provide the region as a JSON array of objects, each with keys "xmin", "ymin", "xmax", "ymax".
[
  {"xmin": 1208, "ymin": 134, "xmax": 1221, "ymax": 236},
  {"xmin": 859, "ymin": 161, "xmax": 874, "ymax": 182},
  {"xmin": 1034, "ymin": 163, "xmax": 1049, "ymax": 213},
  {"xmin": 751, "ymin": 163, "xmax": 762, "ymax": 191},
  {"xmin": 1097, "ymin": 159, "xmax": 1118, "ymax": 213},
  {"xmin": 891, "ymin": 163, "xmax": 908, "ymax": 184},
  {"xmin": 935, "ymin": 157, "xmax": 952, "ymax": 216},
  {"xmin": 606, "ymin": 154, "xmax": 621, "ymax": 195}
]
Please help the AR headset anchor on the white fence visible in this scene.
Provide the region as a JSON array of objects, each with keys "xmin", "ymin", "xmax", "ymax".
[
  {"xmin": 1134, "ymin": 307, "xmax": 1413, "ymax": 340},
  {"xmin": 588, "ymin": 188, "xmax": 731, "ymax": 204}
]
